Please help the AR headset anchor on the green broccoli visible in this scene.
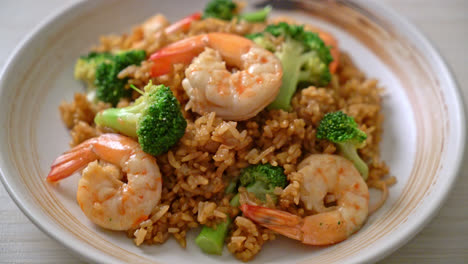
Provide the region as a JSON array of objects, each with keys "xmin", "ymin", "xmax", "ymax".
[
  {"xmin": 73, "ymin": 50, "xmax": 146, "ymax": 105},
  {"xmin": 195, "ymin": 163, "xmax": 287, "ymax": 255},
  {"xmin": 247, "ymin": 22, "xmax": 333, "ymax": 110},
  {"xmin": 95, "ymin": 50, "xmax": 146, "ymax": 106},
  {"xmin": 94, "ymin": 82, "xmax": 187, "ymax": 156},
  {"xmin": 224, "ymin": 176, "xmax": 239, "ymax": 194},
  {"xmin": 230, "ymin": 163, "xmax": 287, "ymax": 206},
  {"xmin": 316, "ymin": 111, "xmax": 369, "ymax": 179},
  {"xmin": 74, "ymin": 52, "xmax": 113, "ymax": 99},
  {"xmin": 238, "ymin": 6, "xmax": 271, "ymax": 22},
  {"xmin": 203, "ymin": 0, "xmax": 271, "ymax": 22}
]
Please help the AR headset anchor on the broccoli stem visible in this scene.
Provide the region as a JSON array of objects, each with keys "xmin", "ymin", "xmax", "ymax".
[
  {"xmin": 230, "ymin": 193, "xmax": 240, "ymax": 207},
  {"xmin": 297, "ymin": 50, "xmax": 321, "ymax": 82},
  {"xmin": 268, "ymin": 40, "xmax": 303, "ymax": 110},
  {"xmin": 197, "ymin": 186, "xmax": 239, "ymax": 255},
  {"xmin": 243, "ymin": 181, "xmax": 269, "ymax": 201},
  {"xmin": 228, "ymin": 181, "xmax": 276, "ymax": 207},
  {"xmin": 195, "ymin": 217, "xmax": 231, "ymax": 255},
  {"xmin": 337, "ymin": 142, "xmax": 369, "ymax": 180},
  {"xmin": 196, "ymin": 182, "xmax": 239, "ymax": 255},
  {"xmin": 238, "ymin": 6, "xmax": 271, "ymax": 22},
  {"xmin": 225, "ymin": 179, "xmax": 238, "ymax": 194},
  {"xmin": 94, "ymin": 104, "xmax": 143, "ymax": 138}
]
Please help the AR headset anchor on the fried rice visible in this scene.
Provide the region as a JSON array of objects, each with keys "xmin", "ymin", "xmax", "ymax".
[{"xmin": 59, "ymin": 14, "xmax": 394, "ymax": 262}]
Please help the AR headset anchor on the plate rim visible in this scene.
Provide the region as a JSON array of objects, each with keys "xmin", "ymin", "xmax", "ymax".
[
  {"xmin": 0, "ymin": 0, "xmax": 465, "ymax": 263},
  {"xmin": 345, "ymin": 0, "xmax": 467, "ymax": 262},
  {"xmin": 0, "ymin": 2, "xmax": 119, "ymax": 263}
]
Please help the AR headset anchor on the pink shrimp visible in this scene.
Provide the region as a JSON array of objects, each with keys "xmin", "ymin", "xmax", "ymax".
[
  {"xmin": 164, "ymin": 12, "xmax": 201, "ymax": 35},
  {"xmin": 150, "ymin": 33, "xmax": 283, "ymax": 121},
  {"xmin": 140, "ymin": 12, "xmax": 201, "ymax": 37},
  {"xmin": 47, "ymin": 134, "xmax": 162, "ymax": 231},
  {"xmin": 241, "ymin": 154, "xmax": 369, "ymax": 245}
]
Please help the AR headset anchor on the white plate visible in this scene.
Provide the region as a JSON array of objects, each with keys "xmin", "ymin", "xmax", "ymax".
[{"xmin": 0, "ymin": 0, "xmax": 465, "ymax": 263}]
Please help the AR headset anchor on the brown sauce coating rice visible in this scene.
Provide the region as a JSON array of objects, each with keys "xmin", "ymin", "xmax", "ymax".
[{"xmin": 59, "ymin": 15, "xmax": 394, "ymax": 262}]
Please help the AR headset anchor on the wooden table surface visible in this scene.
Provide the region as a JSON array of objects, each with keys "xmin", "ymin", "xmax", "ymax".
[{"xmin": 1, "ymin": 0, "xmax": 467, "ymax": 263}]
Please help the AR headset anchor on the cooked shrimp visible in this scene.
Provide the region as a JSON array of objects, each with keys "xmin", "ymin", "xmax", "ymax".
[
  {"xmin": 241, "ymin": 154, "xmax": 369, "ymax": 245},
  {"xmin": 132, "ymin": 13, "xmax": 201, "ymax": 49},
  {"xmin": 164, "ymin": 12, "xmax": 201, "ymax": 35},
  {"xmin": 141, "ymin": 14, "xmax": 170, "ymax": 38},
  {"xmin": 269, "ymin": 16, "xmax": 339, "ymax": 73},
  {"xmin": 140, "ymin": 12, "xmax": 201, "ymax": 37},
  {"xmin": 47, "ymin": 134, "xmax": 162, "ymax": 231},
  {"xmin": 150, "ymin": 33, "xmax": 283, "ymax": 121}
]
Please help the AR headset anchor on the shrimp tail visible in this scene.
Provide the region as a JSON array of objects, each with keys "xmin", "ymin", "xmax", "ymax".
[
  {"xmin": 240, "ymin": 204, "xmax": 303, "ymax": 241},
  {"xmin": 149, "ymin": 33, "xmax": 253, "ymax": 77},
  {"xmin": 164, "ymin": 12, "xmax": 201, "ymax": 35},
  {"xmin": 47, "ymin": 145, "xmax": 98, "ymax": 182},
  {"xmin": 150, "ymin": 36, "xmax": 205, "ymax": 76}
]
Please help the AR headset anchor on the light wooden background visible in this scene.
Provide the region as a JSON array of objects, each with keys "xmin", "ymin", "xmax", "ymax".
[{"xmin": 0, "ymin": 0, "xmax": 467, "ymax": 263}]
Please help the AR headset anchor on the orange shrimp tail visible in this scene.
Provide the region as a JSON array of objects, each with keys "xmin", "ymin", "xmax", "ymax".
[
  {"xmin": 149, "ymin": 33, "xmax": 253, "ymax": 77},
  {"xmin": 164, "ymin": 12, "xmax": 201, "ymax": 35},
  {"xmin": 328, "ymin": 48, "xmax": 339, "ymax": 74},
  {"xmin": 47, "ymin": 145, "xmax": 98, "ymax": 182},
  {"xmin": 240, "ymin": 204, "xmax": 303, "ymax": 241},
  {"xmin": 150, "ymin": 36, "xmax": 205, "ymax": 76}
]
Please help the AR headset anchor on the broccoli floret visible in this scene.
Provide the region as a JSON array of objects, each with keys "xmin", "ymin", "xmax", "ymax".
[
  {"xmin": 316, "ymin": 111, "xmax": 369, "ymax": 179},
  {"xmin": 74, "ymin": 52, "xmax": 113, "ymax": 100},
  {"xmin": 73, "ymin": 50, "xmax": 146, "ymax": 105},
  {"xmin": 239, "ymin": 164, "xmax": 287, "ymax": 188},
  {"xmin": 203, "ymin": 0, "xmax": 271, "ymax": 22},
  {"xmin": 94, "ymin": 82, "xmax": 187, "ymax": 156},
  {"xmin": 94, "ymin": 62, "xmax": 131, "ymax": 105},
  {"xmin": 247, "ymin": 22, "xmax": 333, "ymax": 110},
  {"xmin": 203, "ymin": 0, "xmax": 236, "ymax": 20},
  {"xmin": 74, "ymin": 52, "xmax": 113, "ymax": 86},
  {"xmin": 230, "ymin": 164, "xmax": 287, "ymax": 207},
  {"xmin": 94, "ymin": 50, "xmax": 146, "ymax": 106},
  {"xmin": 113, "ymin": 50, "xmax": 147, "ymax": 71}
]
